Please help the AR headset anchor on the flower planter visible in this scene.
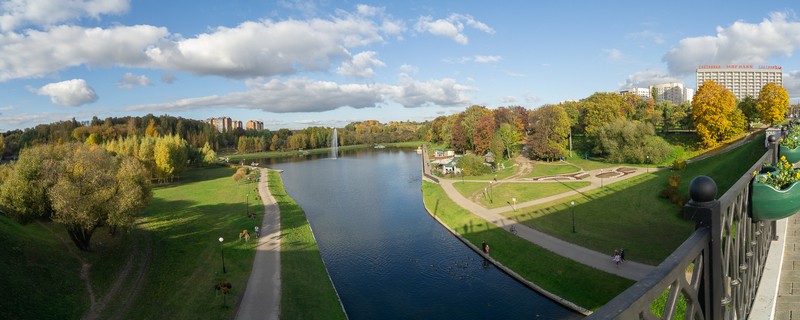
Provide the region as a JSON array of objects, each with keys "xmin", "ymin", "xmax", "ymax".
[
  {"xmin": 780, "ymin": 144, "xmax": 800, "ymax": 164},
  {"xmin": 752, "ymin": 173, "xmax": 800, "ymax": 221}
]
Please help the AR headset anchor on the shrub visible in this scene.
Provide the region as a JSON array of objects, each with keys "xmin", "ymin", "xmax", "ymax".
[
  {"xmin": 672, "ymin": 159, "xmax": 686, "ymax": 170},
  {"xmin": 590, "ymin": 119, "xmax": 673, "ymax": 163}
]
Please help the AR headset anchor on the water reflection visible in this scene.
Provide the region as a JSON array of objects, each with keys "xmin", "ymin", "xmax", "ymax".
[{"xmin": 260, "ymin": 148, "xmax": 580, "ymax": 320}]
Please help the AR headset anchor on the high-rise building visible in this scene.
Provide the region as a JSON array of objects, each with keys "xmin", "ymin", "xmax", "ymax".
[
  {"xmin": 619, "ymin": 87, "xmax": 651, "ymax": 100},
  {"xmin": 652, "ymin": 82, "xmax": 690, "ymax": 105},
  {"xmin": 246, "ymin": 120, "xmax": 264, "ymax": 131},
  {"xmin": 696, "ymin": 65, "xmax": 782, "ymax": 101}
]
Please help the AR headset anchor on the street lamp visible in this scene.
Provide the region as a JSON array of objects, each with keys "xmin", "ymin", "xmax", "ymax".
[
  {"xmin": 246, "ymin": 190, "xmax": 250, "ymax": 216},
  {"xmin": 570, "ymin": 201, "xmax": 576, "ymax": 233},
  {"xmin": 219, "ymin": 237, "xmax": 227, "ymax": 273},
  {"xmin": 511, "ymin": 198, "xmax": 517, "ymax": 211},
  {"xmin": 489, "ymin": 181, "xmax": 494, "ymax": 203},
  {"xmin": 600, "ymin": 170, "xmax": 605, "ymax": 188},
  {"xmin": 646, "ymin": 155, "xmax": 650, "ymax": 173}
]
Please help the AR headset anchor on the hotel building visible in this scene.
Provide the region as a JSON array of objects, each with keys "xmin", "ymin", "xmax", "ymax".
[{"xmin": 696, "ymin": 65, "xmax": 783, "ymax": 101}]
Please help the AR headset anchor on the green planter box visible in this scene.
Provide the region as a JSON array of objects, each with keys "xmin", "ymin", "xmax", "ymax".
[
  {"xmin": 780, "ymin": 144, "xmax": 800, "ymax": 164},
  {"xmin": 752, "ymin": 172, "xmax": 800, "ymax": 221}
]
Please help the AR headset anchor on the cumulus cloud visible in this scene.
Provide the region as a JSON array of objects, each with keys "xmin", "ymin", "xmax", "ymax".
[
  {"xmin": 663, "ymin": 12, "xmax": 800, "ymax": 75},
  {"xmin": 127, "ymin": 76, "xmax": 475, "ymax": 113},
  {"xmin": 415, "ymin": 13, "xmax": 494, "ymax": 45},
  {"xmin": 0, "ymin": 24, "xmax": 167, "ymax": 81},
  {"xmin": 0, "ymin": 6, "xmax": 398, "ymax": 81},
  {"xmin": 0, "ymin": 0, "xmax": 130, "ymax": 32},
  {"xmin": 337, "ymin": 51, "xmax": 385, "ymax": 78},
  {"xmin": 35, "ymin": 79, "xmax": 98, "ymax": 106},
  {"xmin": 620, "ymin": 69, "xmax": 682, "ymax": 89},
  {"xmin": 784, "ymin": 71, "xmax": 800, "ymax": 100},
  {"xmin": 399, "ymin": 64, "xmax": 418, "ymax": 75},
  {"xmin": 117, "ymin": 72, "xmax": 152, "ymax": 89}
]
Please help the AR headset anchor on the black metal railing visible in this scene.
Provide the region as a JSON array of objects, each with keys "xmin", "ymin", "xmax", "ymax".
[{"xmin": 589, "ymin": 135, "xmax": 779, "ymax": 319}]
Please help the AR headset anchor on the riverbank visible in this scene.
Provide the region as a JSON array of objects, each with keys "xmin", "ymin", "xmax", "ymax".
[
  {"xmin": 224, "ymin": 141, "xmax": 423, "ymax": 161},
  {"xmin": 420, "ymin": 181, "xmax": 634, "ymax": 311}
]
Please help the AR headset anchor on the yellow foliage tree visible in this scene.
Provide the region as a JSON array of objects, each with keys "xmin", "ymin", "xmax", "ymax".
[
  {"xmin": 692, "ymin": 81, "xmax": 744, "ymax": 147},
  {"xmin": 756, "ymin": 82, "xmax": 790, "ymax": 126}
]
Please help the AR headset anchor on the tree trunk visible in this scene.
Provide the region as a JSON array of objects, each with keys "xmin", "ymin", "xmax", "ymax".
[{"xmin": 67, "ymin": 226, "xmax": 94, "ymax": 251}]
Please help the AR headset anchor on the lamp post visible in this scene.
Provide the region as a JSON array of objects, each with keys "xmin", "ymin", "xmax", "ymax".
[
  {"xmin": 219, "ymin": 237, "xmax": 226, "ymax": 273},
  {"xmin": 489, "ymin": 181, "xmax": 494, "ymax": 203},
  {"xmin": 511, "ymin": 198, "xmax": 517, "ymax": 211},
  {"xmin": 246, "ymin": 190, "xmax": 249, "ymax": 215},
  {"xmin": 646, "ymin": 155, "xmax": 650, "ymax": 173},
  {"xmin": 570, "ymin": 201, "xmax": 576, "ymax": 233},
  {"xmin": 600, "ymin": 170, "xmax": 604, "ymax": 188}
]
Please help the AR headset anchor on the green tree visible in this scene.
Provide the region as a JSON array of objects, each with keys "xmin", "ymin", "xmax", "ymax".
[
  {"xmin": 0, "ymin": 143, "xmax": 151, "ymax": 251},
  {"xmin": 201, "ymin": 141, "xmax": 217, "ymax": 165},
  {"xmin": 692, "ymin": 81, "xmax": 744, "ymax": 147},
  {"xmin": 496, "ymin": 123, "xmax": 522, "ymax": 159},
  {"xmin": 580, "ymin": 92, "xmax": 623, "ymax": 134},
  {"xmin": 591, "ymin": 119, "xmax": 673, "ymax": 163},
  {"xmin": 527, "ymin": 105, "xmax": 570, "ymax": 160},
  {"xmin": 756, "ymin": 82, "xmax": 790, "ymax": 126},
  {"xmin": 456, "ymin": 153, "xmax": 492, "ymax": 176},
  {"xmin": 460, "ymin": 105, "xmax": 491, "ymax": 151},
  {"xmin": 0, "ymin": 134, "xmax": 5, "ymax": 157},
  {"xmin": 738, "ymin": 95, "xmax": 759, "ymax": 129}
]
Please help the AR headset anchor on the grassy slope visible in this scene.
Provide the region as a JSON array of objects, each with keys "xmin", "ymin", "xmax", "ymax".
[
  {"xmin": 422, "ymin": 181, "xmax": 634, "ymax": 311},
  {"xmin": 505, "ymin": 134, "xmax": 767, "ymax": 265},
  {"xmin": 0, "ymin": 217, "xmax": 86, "ymax": 319},
  {"xmin": 270, "ymin": 170, "xmax": 346, "ymax": 320},
  {"xmin": 453, "ymin": 181, "xmax": 591, "ymax": 209}
]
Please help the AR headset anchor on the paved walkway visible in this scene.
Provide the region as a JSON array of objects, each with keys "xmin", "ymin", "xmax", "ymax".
[
  {"xmin": 776, "ymin": 214, "xmax": 800, "ymax": 318},
  {"xmin": 437, "ymin": 162, "xmax": 656, "ymax": 281},
  {"xmin": 236, "ymin": 170, "xmax": 281, "ymax": 320}
]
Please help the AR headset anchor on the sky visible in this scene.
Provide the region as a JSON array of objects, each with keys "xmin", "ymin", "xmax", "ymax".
[{"xmin": 1, "ymin": 0, "xmax": 800, "ymax": 132}]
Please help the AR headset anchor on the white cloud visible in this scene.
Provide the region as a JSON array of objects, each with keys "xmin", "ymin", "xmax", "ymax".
[
  {"xmin": 0, "ymin": 6, "xmax": 396, "ymax": 81},
  {"xmin": 663, "ymin": 12, "xmax": 800, "ymax": 75},
  {"xmin": 35, "ymin": 79, "xmax": 98, "ymax": 106},
  {"xmin": 0, "ymin": 0, "xmax": 130, "ymax": 31},
  {"xmin": 161, "ymin": 73, "xmax": 176, "ymax": 84},
  {"xmin": 415, "ymin": 13, "xmax": 494, "ymax": 45},
  {"xmin": 524, "ymin": 93, "xmax": 540, "ymax": 105},
  {"xmin": 337, "ymin": 51, "xmax": 385, "ymax": 78},
  {"xmin": 117, "ymin": 72, "xmax": 152, "ymax": 89},
  {"xmin": 0, "ymin": 105, "xmax": 15, "ymax": 111},
  {"xmin": 399, "ymin": 64, "xmax": 418, "ymax": 75},
  {"xmin": 499, "ymin": 96, "xmax": 517, "ymax": 104},
  {"xmin": 0, "ymin": 24, "xmax": 167, "ymax": 81},
  {"xmin": 127, "ymin": 76, "xmax": 475, "ymax": 113},
  {"xmin": 784, "ymin": 71, "xmax": 800, "ymax": 101},
  {"xmin": 620, "ymin": 69, "xmax": 682, "ymax": 89},
  {"xmin": 444, "ymin": 55, "xmax": 502, "ymax": 64}
]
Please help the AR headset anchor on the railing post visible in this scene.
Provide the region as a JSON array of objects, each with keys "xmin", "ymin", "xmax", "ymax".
[
  {"xmin": 768, "ymin": 134, "xmax": 779, "ymax": 164},
  {"xmin": 683, "ymin": 175, "xmax": 721, "ymax": 320}
]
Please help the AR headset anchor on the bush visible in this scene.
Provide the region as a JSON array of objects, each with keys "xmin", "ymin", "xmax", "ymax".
[
  {"xmin": 590, "ymin": 119, "xmax": 673, "ymax": 163},
  {"xmin": 457, "ymin": 154, "xmax": 493, "ymax": 176},
  {"xmin": 660, "ymin": 173, "xmax": 688, "ymax": 208},
  {"xmin": 672, "ymin": 159, "xmax": 687, "ymax": 170}
]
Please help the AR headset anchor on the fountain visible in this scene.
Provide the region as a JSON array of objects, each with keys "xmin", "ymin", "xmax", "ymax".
[{"xmin": 331, "ymin": 128, "xmax": 338, "ymax": 159}]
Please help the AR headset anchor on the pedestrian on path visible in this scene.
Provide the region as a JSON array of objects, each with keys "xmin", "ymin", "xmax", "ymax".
[
  {"xmin": 620, "ymin": 248, "xmax": 625, "ymax": 262},
  {"xmin": 254, "ymin": 226, "xmax": 260, "ymax": 238},
  {"xmin": 613, "ymin": 250, "xmax": 621, "ymax": 269},
  {"xmin": 482, "ymin": 240, "xmax": 488, "ymax": 253}
]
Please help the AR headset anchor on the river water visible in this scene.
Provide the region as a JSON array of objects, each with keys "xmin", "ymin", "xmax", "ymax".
[{"xmin": 262, "ymin": 148, "xmax": 580, "ymax": 319}]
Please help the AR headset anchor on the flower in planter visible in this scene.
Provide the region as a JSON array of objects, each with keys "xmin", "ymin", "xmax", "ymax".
[
  {"xmin": 756, "ymin": 156, "xmax": 800, "ymax": 190},
  {"xmin": 781, "ymin": 135, "xmax": 800, "ymax": 150}
]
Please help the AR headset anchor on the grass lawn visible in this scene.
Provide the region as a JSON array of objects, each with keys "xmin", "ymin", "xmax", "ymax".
[
  {"xmin": 503, "ymin": 133, "xmax": 768, "ymax": 265},
  {"xmin": 270, "ymin": 170, "xmax": 346, "ymax": 320},
  {"xmin": 444, "ymin": 158, "xmax": 518, "ymax": 181},
  {"xmin": 422, "ymin": 181, "xmax": 634, "ymax": 311},
  {"xmin": 453, "ymin": 181, "xmax": 591, "ymax": 209},
  {"xmin": 0, "ymin": 216, "xmax": 87, "ymax": 319},
  {"xmin": 524, "ymin": 162, "xmax": 581, "ymax": 178}
]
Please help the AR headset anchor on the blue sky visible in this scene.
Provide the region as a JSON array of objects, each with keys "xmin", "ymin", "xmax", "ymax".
[{"xmin": 1, "ymin": 0, "xmax": 800, "ymax": 132}]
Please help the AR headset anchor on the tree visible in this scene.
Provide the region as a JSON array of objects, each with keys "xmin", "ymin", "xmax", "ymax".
[
  {"xmin": 738, "ymin": 96, "xmax": 759, "ymax": 129},
  {"xmin": 692, "ymin": 81, "xmax": 744, "ymax": 147},
  {"xmin": 580, "ymin": 92, "xmax": 623, "ymax": 134},
  {"xmin": 145, "ymin": 118, "xmax": 158, "ymax": 137},
  {"xmin": 496, "ymin": 123, "xmax": 522, "ymax": 160},
  {"xmin": 456, "ymin": 153, "xmax": 492, "ymax": 176},
  {"xmin": 756, "ymin": 83, "xmax": 790, "ymax": 126},
  {"xmin": 473, "ymin": 114, "xmax": 496, "ymax": 155},
  {"xmin": 201, "ymin": 142, "xmax": 217, "ymax": 165},
  {"xmin": 527, "ymin": 105, "xmax": 570, "ymax": 160},
  {"xmin": 0, "ymin": 134, "xmax": 5, "ymax": 157},
  {"xmin": 460, "ymin": 105, "xmax": 491, "ymax": 151},
  {"xmin": 0, "ymin": 143, "xmax": 151, "ymax": 251},
  {"xmin": 591, "ymin": 119, "xmax": 673, "ymax": 163}
]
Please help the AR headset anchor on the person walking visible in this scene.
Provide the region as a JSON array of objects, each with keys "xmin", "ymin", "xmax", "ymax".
[
  {"xmin": 619, "ymin": 248, "xmax": 625, "ymax": 262},
  {"xmin": 254, "ymin": 226, "xmax": 260, "ymax": 238},
  {"xmin": 613, "ymin": 250, "xmax": 621, "ymax": 269},
  {"xmin": 481, "ymin": 240, "xmax": 488, "ymax": 254}
]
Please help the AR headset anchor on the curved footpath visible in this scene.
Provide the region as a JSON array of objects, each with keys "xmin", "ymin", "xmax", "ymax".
[
  {"xmin": 436, "ymin": 164, "xmax": 656, "ymax": 281},
  {"xmin": 235, "ymin": 170, "xmax": 281, "ymax": 320}
]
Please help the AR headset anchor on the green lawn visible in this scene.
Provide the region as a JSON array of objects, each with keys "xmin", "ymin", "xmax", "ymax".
[
  {"xmin": 454, "ymin": 181, "xmax": 591, "ymax": 209},
  {"xmin": 502, "ymin": 133, "xmax": 768, "ymax": 265},
  {"xmin": 524, "ymin": 162, "xmax": 581, "ymax": 178},
  {"xmin": 0, "ymin": 217, "xmax": 87, "ymax": 319},
  {"xmin": 422, "ymin": 182, "xmax": 634, "ymax": 311},
  {"xmin": 270, "ymin": 170, "xmax": 346, "ymax": 320}
]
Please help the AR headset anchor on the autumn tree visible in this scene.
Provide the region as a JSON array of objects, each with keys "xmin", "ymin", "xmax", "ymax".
[
  {"xmin": 201, "ymin": 142, "xmax": 217, "ymax": 165},
  {"xmin": 459, "ymin": 105, "xmax": 492, "ymax": 151},
  {"xmin": 0, "ymin": 134, "xmax": 5, "ymax": 157},
  {"xmin": 496, "ymin": 123, "xmax": 522, "ymax": 159},
  {"xmin": 737, "ymin": 96, "xmax": 759, "ymax": 129},
  {"xmin": 145, "ymin": 118, "xmax": 158, "ymax": 137},
  {"xmin": 756, "ymin": 83, "xmax": 790, "ymax": 126},
  {"xmin": 154, "ymin": 135, "xmax": 189, "ymax": 182},
  {"xmin": 450, "ymin": 115, "xmax": 468, "ymax": 152},
  {"xmin": 473, "ymin": 114, "xmax": 496, "ymax": 155},
  {"xmin": 527, "ymin": 105, "xmax": 571, "ymax": 160},
  {"xmin": 580, "ymin": 92, "xmax": 623, "ymax": 134},
  {"xmin": 692, "ymin": 81, "xmax": 744, "ymax": 147},
  {"xmin": 0, "ymin": 143, "xmax": 151, "ymax": 251}
]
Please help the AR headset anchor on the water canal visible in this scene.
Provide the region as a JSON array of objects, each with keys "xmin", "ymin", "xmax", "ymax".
[{"xmin": 262, "ymin": 148, "xmax": 580, "ymax": 319}]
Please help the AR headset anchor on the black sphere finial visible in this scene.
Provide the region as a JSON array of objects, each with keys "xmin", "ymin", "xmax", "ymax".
[
  {"xmin": 768, "ymin": 135, "xmax": 778, "ymax": 143},
  {"xmin": 689, "ymin": 176, "xmax": 717, "ymax": 202}
]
